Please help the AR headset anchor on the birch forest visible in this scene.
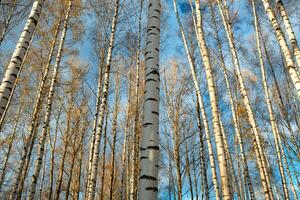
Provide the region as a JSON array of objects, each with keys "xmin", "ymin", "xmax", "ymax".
[{"xmin": 1, "ymin": 0, "xmax": 300, "ymax": 199}]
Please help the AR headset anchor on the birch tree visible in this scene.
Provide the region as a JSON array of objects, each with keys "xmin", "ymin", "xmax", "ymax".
[
  {"xmin": 138, "ymin": 0, "xmax": 161, "ymax": 199},
  {"xmin": 0, "ymin": 0, "xmax": 43, "ymax": 121}
]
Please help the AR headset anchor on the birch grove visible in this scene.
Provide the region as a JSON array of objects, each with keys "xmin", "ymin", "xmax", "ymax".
[{"xmin": 0, "ymin": 0, "xmax": 299, "ymax": 200}]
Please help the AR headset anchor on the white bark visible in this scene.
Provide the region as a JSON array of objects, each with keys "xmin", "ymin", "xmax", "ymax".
[
  {"xmin": 276, "ymin": 0, "xmax": 300, "ymax": 72},
  {"xmin": 251, "ymin": 0, "xmax": 289, "ymax": 199},
  {"xmin": 173, "ymin": 1, "xmax": 221, "ymax": 199},
  {"xmin": 261, "ymin": 0, "xmax": 300, "ymax": 99},
  {"xmin": 216, "ymin": 1, "xmax": 273, "ymax": 199},
  {"xmin": 86, "ymin": 0, "xmax": 120, "ymax": 199},
  {"xmin": 0, "ymin": 0, "xmax": 43, "ymax": 121},
  {"xmin": 138, "ymin": 0, "xmax": 161, "ymax": 199},
  {"xmin": 26, "ymin": 1, "xmax": 72, "ymax": 199}
]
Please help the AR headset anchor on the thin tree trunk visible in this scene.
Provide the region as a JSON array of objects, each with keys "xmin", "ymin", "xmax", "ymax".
[
  {"xmin": 174, "ymin": 1, "xmax": 221, "ymax": 199},
  {"xmin": 99, "ymin": 109, "xmax": 109, "ymax": 200},
  {"xmin": 276, "ymin": 0, "xmax": 300, "ymax": 71},
  {"xmin": 39, "ymin": 142, "xmax": 47, "ymax": 200},
  {"xmin": 65, "ymin": 153, "xmax": 76, "ymax": 200},
  {"xmin": 48, "ymin": 105, "xmax": 62, "ymax": 200},
  {"xmin": 27, "ymin": 1, "xmax": 72, "ymax": 199},
  {"xmin": 208, "ymin": 3, "xmax": 255, "ymax": 199},
  {"xmin": 10, "ymin": 18, "xmax": 61, "ymax": 200},
  {"xmin": 251, "ymin": 0, "xmax": 289, "ymax": 199},
  {"xmin": 120, "ymin": 80, "xmax": 132, "ymax": 200},
  {"xmin": 109, "ymin": 74, "xmax": 121, "ymax": 200},
  {"xmin": 216, "ymin": 1, "xmax": 273, "ymax": 199},
  {"xmin": 260, "ymin": 0, "xmax": 300, "ymax": 99},
  {"xmin": 0, "ymin": 0, "xmax": 43, "ymax": 120},
  {"xmin": 86, "ymin": 1, "xmax": 120, "ymax": 198},
  {"xmin": 129, "ymin": 1, "xmax": 143, "ymax": 199},
  {"xmin": 86, "ymin": 49, "xmax": 106, "ymax": 196},
  {"xmin": 184, "ymin": 142, "xmax": 194, "ymax": 200},
  {"xmin": 138, "ymin": 0, "xmax": 161, "ymax": 199},
  {"xmin": 193, "ymin": 1, "xmax": 232, "ymax": 199}
]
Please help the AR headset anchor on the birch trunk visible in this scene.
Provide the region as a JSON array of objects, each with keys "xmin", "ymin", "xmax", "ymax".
[
  {"xmin": 86, "ymin": 1, "xmax": 120, "ymax": 198},
  {"xmin": 251, "ymin": 0, "xmax": 289, "ymax": 199},
  {"xmin": 65, "ymin": 153, "xmax": 76, "ymax": 200},
  {"xmin": 216, "ymin": 1, "xmax": 273, "ymax": 199},
  {"xmin": 193, "ymin": 1, "xmax": 231, "ymax": 198},
  {"xmin": 48, "ymin": 105, "xmax": 62, "ymax": 200},
  {"xmin": 260, "ymin": 0, "xmax": 300, "ymax": 99},
  {"xmin": 99, "ymin": 109, "xmax": 109, "ymax": 200},
  {"xmin": 0, "ymin": 0, "xmax": 43, "ymax": 120},
  {"xmin": 120, "ymin": 82, "xmax": 132, "ymax": 200},
  {"xmin": 184, "ymin": 142, "xmax": 194, "ymax": 200},
  {"xmin": 208, "ymin": 3, "xmax": 255, "ymax": 198},
  {"xmin": 10, "ymin": 19, "xmax": 61, "ymax": 200},
  {"xmin": 27, "ymin": 1, "xmax": 72, "ymax": 199},
  {"xmin": 138, "ymin": 0, "xmax": 161, "ymax": 199},
  {"xmin": 276, "ymin": 0, "xmax": 300, "ymax": 71},
  {"xmin": 130, "ymin": 2, "xmax": 143, "ymax": 199},
  {"xmin": 109, "ymin": 74, "xmax": 121, "ymax": 200},
  {"xmin": 86, "ymin": 49, "xmax": 106, "ymax": 194},
  {"xmin": 173, "ymin": 1, "xmax": 221, "ymax": 198}
]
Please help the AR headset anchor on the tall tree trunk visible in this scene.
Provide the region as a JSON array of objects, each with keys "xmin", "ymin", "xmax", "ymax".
[
  {"xmin": 216, "ymin": 1, "xmax": 273, "ymax": 199},
  {"xmin": 65, "ymin": 153, "xmax": 76, "ymax": 200},
  {"xmin": 260, "ymin": 0, "xmax": 300, "ymax": 99},
  {"xmin": 276, "ymin": 0, "xmax": 300, "ymax": 71},
  {"xmin": 251, "ymin": 0, "xmax": 289, "ymax": 199},
  {"xmin": 208, "ymin": 3, "xmax": 255, "ymax": 199},
  {"xmin": 86, "ymin": 1, "xmax": 120, "ymax": 199},
  {"xmin": 86, "ymin": 49, "xmax": 106, "ymax": 195},
  {"xmin": 0, "ymin": 0, "xmax": 43, "ymax": 120},
  {"xmin": 193, "ymin": 1, "xmax": 231, "ymax": 198},
  {"xmin": 120, "ymin": 79, "xmax": 132, "ymax": 200},
  {"xmin": 99, "ymin": 109, "xmax": 109, "ymax": 200},
  {"xmin": 11, "ymin": 19, "xmax": 62, "ymax": 200},
  {"xmin": 109, "ymin": 74, "xmax": 121, "ymax": 200},
  {"xmin": 130, "ymin": 1, "xmax": 143, "ymax": 199},
  {"xmin": 174, "ymin": 0, "xmax": 221, "ymax": 199},
  {"xmin": 26, "ymin": 1, "xmax": 72, "ymax": 199},
  {"xmin": 48, "ymin": 105, "xmax": 62, "ymax": 200},
  {"xmin": 138, "ymin": 0, "xmax": 161, "ymax": 199},
  {"xmin": 184, "ymin": 142, "xmax": 194, "ymax": 200}
]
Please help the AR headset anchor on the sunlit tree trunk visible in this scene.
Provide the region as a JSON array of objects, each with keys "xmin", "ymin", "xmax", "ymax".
[
  {"xmin": 26, "ymin": 2, "xmax": 72, "ymax": 199},
  {"xmin": 99, "ymin": 109, "xmax": 109, "ymax": 200},
  {"xmin": 184, "ymin": 142, "xmax": 194, "ymax": 200},
  {"xmin": 86, "ymin": 1, "xmax": 120, "ymax": 198},
  {"xmin": 276, "ymin": 0, "xmax": 300, "ymax": 71},
  {"xmin": 193, "ymin": 1, "xmax": 231, "ymax": 199},
  {"xmin": 208, "ymin": 3, "xmax": 255, "ymax": 199},
  {"xmin": 174, "ymin": 1, "xmax": 220, "ymax": 198},
  {"xmin": 0, "ymin": 0, "xmax": 43, "ymax": 121},
  {"xmin": 10, "ymin": 19, "xmax": 61, "ymax": 200},
  {"xmin": 109, "ymin": 74, "xmax": 121, "ymax": 200},
  {"xmin": 130, "ymin": 1, "xmax": 143, "ymax": 199},
  {"xmin": 138, "ymin": 0, "xmax": 161, "ymax": 199},
  {"xmin": 260, "ymin": 0, "xmax": 300, "ymax": 99},
  {"xmin": 48, "ymin": 105, "xmax": 62, "ymax": 200},
  {"xmin": 251, "ymin": 0, "xmax": 289, "ymax": 199},
  {"xmin": 216, "ymin": 1, "xmax": 273, "ymax": 199}
]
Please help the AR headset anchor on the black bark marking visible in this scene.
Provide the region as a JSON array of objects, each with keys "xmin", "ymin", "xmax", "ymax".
[
  {"xmin": 145, "ymin": 78, "xmax": 157, "ymax": 83},
  {"xmin": 140, "ymin": 175, "xmax": 157, "ymax": 181},
  {"xmin": 147, "ymin": 146, "xmax": 159, "ymax": 150},
  {"xmin": 145, "ymin": 97, "xmax": 158, "ymax": 102},
  {"xmin": 146, "ymin": 69, "xmax": 159, "ymax": 77},
  {"xmin": 143, "ymin": 123, "xmax": 153, "ymax": 127},
  {"xmin": 152, "ymin": 111, "xmax": 159, "ymax": 116},
  {"xmin": 145, "ymin": 187, "xmax": 158, "ymax": 192},
  {"xmin": 141, "ymin": 156, "xmax": 148, "ymax": 160},
  {"xmin": 146, "ymin": 56, "xmax": 154, "ymax": 61}
]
